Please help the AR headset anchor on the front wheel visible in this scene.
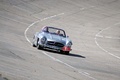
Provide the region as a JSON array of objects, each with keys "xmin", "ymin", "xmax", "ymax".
[
  {"xmin": 37, "ymin": 44, "xmax": 43, "ymax": 50},
  {"xmin": 32, "ymin": 43, "xmax": 36, "ymax": 47},
  {"xmin": 36, "ymin": 38, "xmax": 43, "ymax": 50}
]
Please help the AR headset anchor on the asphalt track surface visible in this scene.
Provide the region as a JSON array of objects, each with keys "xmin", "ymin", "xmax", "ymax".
[{"xmin": 0, "ymin": 0, "xmax": 120, "ymax": 80}]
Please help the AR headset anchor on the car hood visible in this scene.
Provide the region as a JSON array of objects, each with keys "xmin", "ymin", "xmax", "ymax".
[{"xmin": 44, "ymin": 33, "xmax": 67, "ymax": 44}]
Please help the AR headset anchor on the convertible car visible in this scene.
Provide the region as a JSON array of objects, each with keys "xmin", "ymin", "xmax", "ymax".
[{"xmin": 32, "ymin": 26, "xmax": 72, "ymax": 54}]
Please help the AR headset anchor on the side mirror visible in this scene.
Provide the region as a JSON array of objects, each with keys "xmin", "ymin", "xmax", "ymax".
[{"xmin": 67, "ymin": 36, "xmax": 69, "ymax": 38}]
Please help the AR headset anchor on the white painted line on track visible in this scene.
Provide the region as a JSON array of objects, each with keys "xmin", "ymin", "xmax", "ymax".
[
  {"xmin": 96, "ymin": 35, "xmax": 120, "ymax": 39},
  {"xmin": 96, "ymin": 34, "xmax": 103, "ymax": 38},
  {"xmin": 24, "ymin": 13, "xmax": 64, "ymax": 45},
  {"xmin": 114, "ymin": 22, "xmax": 120, "ymax": 25},
  {"xmin": 104, "ymin": 36, "xmax": 120, "ymax": 39},
  {"xmin": 42, "ymin": 51, "xmax": 97, "ymax": 80},
  {"xmin": 42, "ymin": 51, "xmax": 76, "ymax": 70},
  {"xmin": 95, "ymin": 23, "xmax": 120, "ymax": 60},
  {"xmin": 24, "ymin": 20, "xmax": 39, "ymax": 45},
  {"xmin": 24, "ymin": 13, "xmax": 98, "ymax": 80}
]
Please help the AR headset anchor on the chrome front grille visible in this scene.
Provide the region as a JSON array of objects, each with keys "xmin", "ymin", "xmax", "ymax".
[{"xmin": 47, "ymin": 41, "xmax": 64, "ymax": 47}]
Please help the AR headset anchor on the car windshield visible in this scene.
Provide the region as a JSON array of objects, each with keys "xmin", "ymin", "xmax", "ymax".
[{"xmin": 42, "ymin": 27, "xmax": 66, "ymax": 37}]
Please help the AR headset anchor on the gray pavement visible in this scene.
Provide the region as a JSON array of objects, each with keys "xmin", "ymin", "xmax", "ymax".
[{"xmin": 0, "ymin": 0, "xmax": 120, "ymax": 80}]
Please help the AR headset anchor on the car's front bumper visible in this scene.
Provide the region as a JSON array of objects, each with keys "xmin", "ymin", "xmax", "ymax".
[
  {"xmin": 38, "ymin": 41, "xmax": 72, "ymax": 52},
  {"xmin": 44, "ymin": 44, "xmax": 62, "ymax": 51}
]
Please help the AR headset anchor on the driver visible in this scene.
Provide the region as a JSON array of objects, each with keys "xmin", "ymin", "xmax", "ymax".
[{"xmin": 56, "ymin": 30, "xmax": 60, "ymax": 35}]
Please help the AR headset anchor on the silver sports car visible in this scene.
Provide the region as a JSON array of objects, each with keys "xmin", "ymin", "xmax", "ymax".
[{"xmin": 32, "ymin": 26, "xmax": 72, "ymax": 54}]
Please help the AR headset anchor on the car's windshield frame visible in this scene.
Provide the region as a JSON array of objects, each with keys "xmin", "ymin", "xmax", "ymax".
[{"xmin": 42, "ymin": 26, "xmax": 66, "ymax": 37}]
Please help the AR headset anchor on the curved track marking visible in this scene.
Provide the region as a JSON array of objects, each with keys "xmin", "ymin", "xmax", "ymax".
[
  {"xmin": 24, "ymin": 13, "xmax": 64, "ymax": 45},
  {"xmin": 42, "ymin": 51, "xmax": 97, "ymax": 80},
  {"xmin": 96, "ymin": 35, "xmax": 120, "ymax": 39},
  {"xmin": 24, "ymin": 20, "xmax": 39, "ymax": 45},
  {"xmin": 95, "ymin": 23, "xmax": 120, "ymax": 60},
  {"xmin": 24, "ymin": 13, "xmax": 98, "ymax": 80}
]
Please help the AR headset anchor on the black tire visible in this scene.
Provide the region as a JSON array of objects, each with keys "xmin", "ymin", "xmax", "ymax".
[
  {"xmin": 36, "ymin": 38, "xmax": 43, "ymax": 50},
  {"xmin": 64, "ymin": 51, "xmax": 70, "ymax": 55},
  {"xmin": 60, "ymin": 50, "xmax": 63, "ymax": 54},
  {"xmin": 37, "ymin": 44, "xmax": 42, "ymax": 49},
  {"xmin": 60, "ymin": 51, "xmax": 69, "ymax": 55},
  {"xmin": 32, "ymin": 35, "xmax": 36, "ymax": 47},
  {"xmin": 32, "ymin": 43, "xmax": 36, "ymax": 47}
]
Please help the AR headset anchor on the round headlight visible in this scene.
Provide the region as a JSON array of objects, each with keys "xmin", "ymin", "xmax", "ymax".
[
  {"xmin": 41, "ymin": 37, "xmax": 46, "ymax": 44},
  {"xmin": 67, "ymin": 42, "xmax": 72, "ymax": 46}
]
